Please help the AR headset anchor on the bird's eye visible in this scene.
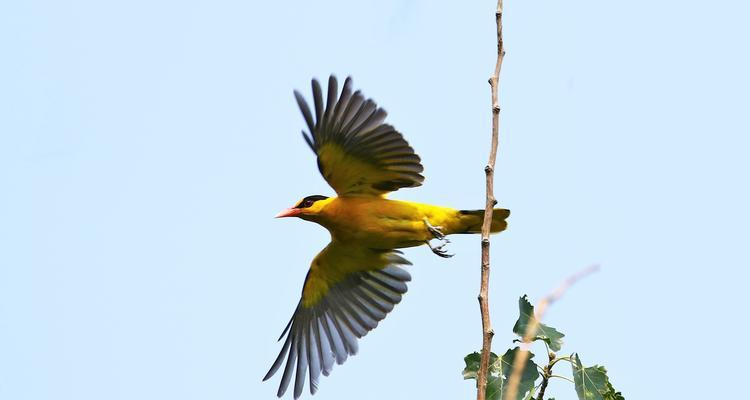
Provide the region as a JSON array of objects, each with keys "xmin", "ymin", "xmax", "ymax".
[{"xmin": 304, "ymin": 200, "xmax": 313, "ymax": 208}]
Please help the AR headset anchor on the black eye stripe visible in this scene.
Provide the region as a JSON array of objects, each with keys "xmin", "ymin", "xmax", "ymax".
[{"xmin": 294, "ymin": 195, "xmax": 329, "ymax": 209}]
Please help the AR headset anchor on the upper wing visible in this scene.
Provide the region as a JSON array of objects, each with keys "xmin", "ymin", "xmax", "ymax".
[
  {"xmin": 295, "ymin": 75, "xmax": 424, "ymax": 197},
  {"xmin": 263, "ymin": 243, "xmax": 412, "ymax": 398}
]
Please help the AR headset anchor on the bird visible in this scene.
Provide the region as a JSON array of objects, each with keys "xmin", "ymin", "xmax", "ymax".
[{"xmin": 263, "ymin": 75, "xmax": 510, "ymax": 398}]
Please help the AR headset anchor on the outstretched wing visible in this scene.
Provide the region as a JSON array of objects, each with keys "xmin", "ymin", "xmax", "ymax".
[
  {"xmin": 295, "ymin": 75, "xmax": 424, "ymax": 197},
  {"xmin": 263, "ymin": 243, "xmax": 412, "ymax": 398}
]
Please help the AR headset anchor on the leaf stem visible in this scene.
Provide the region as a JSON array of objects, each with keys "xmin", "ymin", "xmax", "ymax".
[
  {"xmin": 549, "ymin": 374, "xmax": 575, "ymax": 384},
  {"xmin": 548, "ymin": 356, "xmax": 572, "ymax": 368}
]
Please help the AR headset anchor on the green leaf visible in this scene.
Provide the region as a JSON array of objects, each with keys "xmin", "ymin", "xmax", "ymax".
[
  {"xmin": 464, "ymin": 348, "xmax": 539, "ymax": 400},
  {"xmin": 496, "ymin": 347, "xmax": 540, "ymax": 400},
  {"xmin": 603, "ymin": 381, "xmax": 625, "ymax": 400},
  {"xmin": 463, "ymin": 351, "xmax": 503, "ymax": 400},
  {"xmin": 463, "ymin": 352, "xmax": 482, "ymax": 380},
  {"xmin": 463, "ymin": 351, "xmax": 499, "ymax": 380},
  {"xmin": 571, "ymin": 353, "xmax": 612, "ymax": 400},
  {"xmin": 512, "ymin": 295, "xmax": 565, "ymax": 351},
  {"xmin": 522, "ymin": 384, "xmax": 537, "ymax": 400},
  {"xmin": 486, "ymin": 369, "xmax": 503, "ymax": 400}
]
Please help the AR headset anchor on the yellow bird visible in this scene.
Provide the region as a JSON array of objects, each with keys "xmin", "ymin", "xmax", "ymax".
[{"xmin": 264, "ymin": 75, "xmax": 509, "ymax": 398}]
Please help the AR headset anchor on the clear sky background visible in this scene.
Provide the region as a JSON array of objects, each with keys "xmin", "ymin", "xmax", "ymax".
[{"xmin": 1, "ymin": 1, "xmax": 748, "ymax": 399}]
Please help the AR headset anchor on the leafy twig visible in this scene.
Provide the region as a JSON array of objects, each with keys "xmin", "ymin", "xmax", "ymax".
[
  {"xmin": 503, "ymin": 265, "xmax": 599, "ymax": 400},
  {"xmin": 477, "ymin": 1, "xmax": 505, "ymax": 399}
]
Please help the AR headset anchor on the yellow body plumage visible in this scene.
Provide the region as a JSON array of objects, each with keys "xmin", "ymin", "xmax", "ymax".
[{"xmin": 303, "ymin": 196, "xmax": 508, "ymax": 249}]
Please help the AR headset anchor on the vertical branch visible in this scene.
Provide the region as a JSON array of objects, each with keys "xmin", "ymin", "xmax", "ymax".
[{"xmin": 477, "ymin": 1, "xmax": 505, "ymax": 400}]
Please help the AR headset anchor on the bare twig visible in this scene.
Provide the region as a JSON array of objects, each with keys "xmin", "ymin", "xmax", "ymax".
[
  {"xmin": 477, "ymin": 1, "xmax": 505, "ymax": 400},
  {"xmin": 503, "ymin": 265, "xmax": 600, "ymax": 400}
]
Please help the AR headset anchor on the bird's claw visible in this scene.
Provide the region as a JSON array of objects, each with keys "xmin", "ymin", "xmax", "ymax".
[
  {"xmin": 427, "ymin": 239, "xmax": 454, "ymax": 258},
  {"xmin": 424, "ymin": 218, "xmax": 453, "ymax": 258}
]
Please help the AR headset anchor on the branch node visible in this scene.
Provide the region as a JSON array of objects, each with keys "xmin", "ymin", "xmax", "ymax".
[
  {"xmin": 484, "ymin": 165, "xmax": 493, "ymax": 174},
  {"xmin": 492, "ymin": 105, "xmax": 500, "ymax": 113}
]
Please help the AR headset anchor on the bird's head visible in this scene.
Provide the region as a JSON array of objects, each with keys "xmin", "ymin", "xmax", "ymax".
[{"xmin": 275, "ymin": 195, "xmax": 330, "ymax": 221}]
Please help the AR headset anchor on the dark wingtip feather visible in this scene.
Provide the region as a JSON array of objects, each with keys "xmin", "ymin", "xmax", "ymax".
[
  {"xmin": 311, "ymin": 79, "xmax": 324, "ymax": 130},
  {"xmin": 326, "ymin": 75, "xmax": 338, "ymax": 108},
  {"xmin": 293, "ymin": 335, "xmax": 308, "ymax": 399},
  {"xmin": 301, "ymin": 131, "xmax": 315, "ymax": 152},
  {"xmin": 294, "ymin": 90, "xmax": 315, "ymax": 135},
  {"xmin": 277, "ymin": 314, "xmax": 295, "ymax": 341},
  {"xmin": 276, "ymin": 333, "xmax": 298, "ymax": 398}
]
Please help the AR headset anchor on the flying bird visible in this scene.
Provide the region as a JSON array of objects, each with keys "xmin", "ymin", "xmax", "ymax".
[{"xmin": 264, "ymin": 75, "xmax": 510, "ymax": 398}]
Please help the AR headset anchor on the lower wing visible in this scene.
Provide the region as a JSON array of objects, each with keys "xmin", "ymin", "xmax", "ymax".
[{"xmin": 263, "ymin": 242, "xmax": 412, "ymax": 398}]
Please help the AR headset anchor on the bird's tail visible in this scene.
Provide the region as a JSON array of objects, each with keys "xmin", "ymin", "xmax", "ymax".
[{"xmin": 454, "ymin": 208, "xmax": 510, "ymax": 234}]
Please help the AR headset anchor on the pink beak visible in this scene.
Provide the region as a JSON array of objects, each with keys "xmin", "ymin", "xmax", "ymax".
[{"xmin": 275, "ymin": 208, "xmax": 302, "ymax": 218}]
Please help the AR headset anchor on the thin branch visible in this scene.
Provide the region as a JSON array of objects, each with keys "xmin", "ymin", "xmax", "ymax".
[
  {"xmin": 503, "ymin": 265, "xmax": 600, "ymax": 400},
  {"xmin": 536, "ymin": 367, "xmax": 550, "ymax": 400},
  {"xmin": 535, "ymin": 351, "xmax": 555, "ymax": 400},
  {"xmin": 476, "ymin": 1, "xmax": 505, "ymax": 400}
]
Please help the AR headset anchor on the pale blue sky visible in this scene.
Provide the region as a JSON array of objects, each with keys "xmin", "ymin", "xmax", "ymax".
[{"xmin": 1, "ymin": 1, "xmax": 748, "ymax": 399}]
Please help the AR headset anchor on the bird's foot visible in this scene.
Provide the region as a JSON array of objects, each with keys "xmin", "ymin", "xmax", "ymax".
[
  {"xmin": 426, "ymin": 239, "xmax": 454, "ymax": 258},
  {"xmin": 423, "ymin": 218, "xmax": 446, "ymax": 240},
  {"xmin": 423, "ymin": 218, "xmax": 453, "ymax": 258}
]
